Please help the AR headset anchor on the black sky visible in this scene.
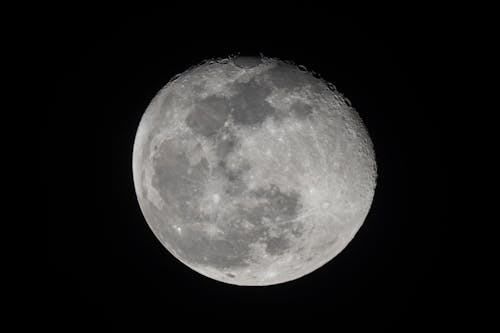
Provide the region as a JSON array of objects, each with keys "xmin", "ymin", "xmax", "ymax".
[{"xmin": 45, "ymin": 9, "xmax": 451, "ymax": 329}]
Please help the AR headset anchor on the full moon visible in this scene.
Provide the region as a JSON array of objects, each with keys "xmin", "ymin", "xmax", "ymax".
[{"xmin": 132, "ymin": 56, "xmax": 377, "ymax": 286}]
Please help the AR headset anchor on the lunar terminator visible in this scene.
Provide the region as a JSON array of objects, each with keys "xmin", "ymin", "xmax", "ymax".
[{"xmin": 132, "ymin": 56, "xmax": 377, "ymax": 285}]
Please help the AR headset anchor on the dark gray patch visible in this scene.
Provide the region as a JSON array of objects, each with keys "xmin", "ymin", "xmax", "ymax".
[
  {"xmin": 169, "ymin": 227, "xmax": 253, "ymax": 270},
  {"xmin": 226, "ymin": 273, "xmax": 236, "ymax": 278},
  {"xmin": 265, "ymin": 236, "xmax": 291, "ymax": 256},
  {"xmin": 253, "ymin": 184, "xmax": 301, "ymax": 220},
  {"xmin": 226, "ymin": 168, "xmax": 241, "ymax": 183},
  {"xmin": 265, "ymin": 63, "xmax": 313, "ymax": 90},
  {"xmin": 233, "ymin": 56, "xmax": 262, "ymax": 68},
  {"xmin": 228, "ymin": 223, "xmax": 264, "ymax": 246},
  {"xmin": 185, "ymin": 95, "xmax": 230, "ymax": 137},
  {"xmin": 200, "ymin": 226, "xmax": 267, "ymax": 269},
  {"xmin": 225, "ymin": 161, "xmax": 251, "ymax": 182},
  {"xmin": 152, "ymin": 140, "xmax": 208, "ymax": 218},
  {"xmin": 215, "ymin": 134, "xmax": 238, "ymax": 160},
  {"xmin": 238, "ymin": 184, "xmax": 305, "ymax": 256},
  {"xmin": 229, "ymin": 79, "xmax": 275, "ymax": 126},
  {"xmin": 291, "ymin": 101, "xmax": 313, "ymax": 119},
  {"xmin": 290, "ymin": 223, "xmax": 305, "ymax": 238},
  {"xmin": 212, "ymin": 159, "xmax": 250, "ymax": 196},
  {"xmin": 235, "ymin": 184, "xmax": 303, "ymax": 240},
  {"xmin": 169, "ymin": 208, "xmax": 262, "ymax": 269}
]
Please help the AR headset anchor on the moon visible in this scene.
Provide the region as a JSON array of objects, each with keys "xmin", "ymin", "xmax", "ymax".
[{"xmin": 132, "ymin": 56, "xmax": 377, "ymax": 286}]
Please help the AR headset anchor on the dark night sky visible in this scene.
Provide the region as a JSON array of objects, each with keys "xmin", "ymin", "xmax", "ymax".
[{"xmin": 45, "ymin": 9, "xmax": 451, "ymax": 329}]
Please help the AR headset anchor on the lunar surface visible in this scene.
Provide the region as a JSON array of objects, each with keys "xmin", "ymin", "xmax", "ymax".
[{"xmin": 132, "ymin": 56, "xmax": 377, "ymax": 286}]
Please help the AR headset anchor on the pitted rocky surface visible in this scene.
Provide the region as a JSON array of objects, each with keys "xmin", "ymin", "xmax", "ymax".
[{"xmin": 132, "ymin": 56, "xmax": 377, "ymax": 285}]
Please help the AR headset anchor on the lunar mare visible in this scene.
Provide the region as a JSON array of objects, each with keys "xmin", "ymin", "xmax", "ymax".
[{"xmin": 132, "ymin": 56, "xmax": 377, "ymax": 286}]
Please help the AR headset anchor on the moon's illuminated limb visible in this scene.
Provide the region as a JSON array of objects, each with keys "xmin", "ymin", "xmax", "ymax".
[{"xmin": 132, "ymin": 56, "xmax": 377, "ymax": 286}]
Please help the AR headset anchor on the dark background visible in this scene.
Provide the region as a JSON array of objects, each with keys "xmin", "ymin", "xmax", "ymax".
[{"xmin": 45, "ymin": 10, "xmax": 451, "ymax": 328}]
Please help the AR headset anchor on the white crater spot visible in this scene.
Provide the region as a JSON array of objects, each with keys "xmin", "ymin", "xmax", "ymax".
[{"xmin": 212, "ymin": 194, "xmax": 220, "ymax": 204}]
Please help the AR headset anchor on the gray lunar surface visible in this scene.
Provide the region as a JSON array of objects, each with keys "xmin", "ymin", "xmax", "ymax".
[{"xmin": 132, "ymin": 56, "xmax": 377, "ymax": 286}]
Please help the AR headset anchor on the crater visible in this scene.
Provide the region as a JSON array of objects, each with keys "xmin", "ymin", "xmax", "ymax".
[{"xmin": 233, "ymin": 56, "xmax": 262, "ymax": 69}]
